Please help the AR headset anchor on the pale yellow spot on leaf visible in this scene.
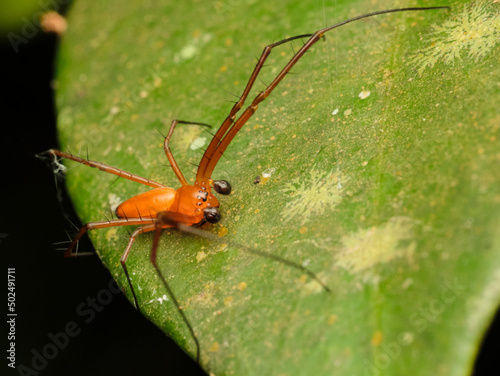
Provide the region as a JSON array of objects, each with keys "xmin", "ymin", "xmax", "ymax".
[
  {"xmin": 335, "ymin": 217, "xmax": 416, "ymax": 283},
  {"xmin": 371, "ymin": 331, "xmax": 383, "ymax": 346},
  {"xmin": 196, "ymin": 251, "xmax": 207, "ymax": 262},
  {"xmin": 106, "ymin": 228, "xmax": 118, "ymax": 241},
  {"xmin": 328, "ymin": 314, "xmax": 338, "ymax": 325},
  {"xmin": 304, "ymin": 277, "xmax": 325, "ymax": 295},
  {"xmin": 218, "ymin": 226, "xmax": 228, "ymax": 237}
]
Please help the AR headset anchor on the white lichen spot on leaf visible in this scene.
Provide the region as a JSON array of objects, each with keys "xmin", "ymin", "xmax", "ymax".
[
  {"xmin": 358, "ymin": 90, "xmax": 371, "ymax": 99},
  {"xmin": 410, "ymin": 1, "xmax": 500, "ymax": 74},
  {"xmin": 108, "ymin": 193, "xmax": 122, "ymax": 213},
  {"xmin": 261, "ymin": 168, "xmax": 276, "ymax": 184},
  {"xmin": 281, "ymin": 167, "xmax": 343, "ymax": 225},
  {"xmin": 190, "ymin": 136, "xmax": 207, "ymax": 151},
  {"xmin": 335, "ymin": 217, "xmax": 416, "ymax": 283},
  {"xmin": 174, "ymin": 32, "xmax": 213, "ymax": 63},
  {"xmin": 175, "ymin": 125, "xmax": 209, "ymax": 152},
  {"xmin": 156, "ymin": 294, "xmax": 169, "ymax": 304}
]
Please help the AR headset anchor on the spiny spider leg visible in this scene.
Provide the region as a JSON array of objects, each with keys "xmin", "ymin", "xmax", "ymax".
[
  {"xmin": 149, "ymin": 209, "xmax": 332, "ymax": 362},
  {"xmin": 164, "ymin": 120, "xmax": 212, "ymax": 186},
  {"xmin": 120, "ymin": 223, "xmax": 158, "ymax": 312},
  {"xmin": 172, "ymin": 217, "xmax": 331, "ymax": 293},
  {"xmin": 196, "ymin": 33, "xmax": 315, "ymax": 181},
  {"xmin": 150, "ymin": 215, "xmax": 201, "ymax": 362},
  {"xmin": 44, "ymin": 119, "xmax": 211, "ymax": 189},
  {"xmin": 64, "ymin": 218, "xmax": 156, "ymax": 257},
  {"xmin": 46, "ymin": 149, "xmax": 167, "ymax": 188},
  {"xmin": 198, "ymin": 6, "xmax": 449, "ymax": 180}
]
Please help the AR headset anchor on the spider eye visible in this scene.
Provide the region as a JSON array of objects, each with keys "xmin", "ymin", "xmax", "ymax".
[
  {"xmin": 213, "ymin": 180, "xmax": 231, "ymax": 195},
  {"xmin": 197, "ymin": 202, "xmax": 202, "ymax": 206},
  {"xmin": 203, "ymin": 207, "xmax": 221, "ymax": 223}
]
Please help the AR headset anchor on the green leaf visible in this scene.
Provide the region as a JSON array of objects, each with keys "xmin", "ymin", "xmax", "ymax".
[
  {"xmin": 56, "ymin": 0, "xmax": 500, "ymax": 375},
  {"xmin": 0, "ymin": 0, "xmax": 50, "ymax": 35}
]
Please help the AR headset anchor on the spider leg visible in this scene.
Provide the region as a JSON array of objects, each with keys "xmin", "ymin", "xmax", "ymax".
[
  {"xmin": 64, "ymin": 218, "xmax": 156, "ymax": 257},
  {"xmin": 198, "ymin": 6, "xmax": 449, "ymax": 180},
  {"xmin": 43, "ymin": 149, "xmax": 167, "ymax": 188},
  {"xmin": 163, "ymin": 120, "xmax": 212, "ymax": 186},
  {"xmin": 150, "ymin": 212, "xmax": 201, "ymax": 362},
  {"xmin": 174, "ymin": 221, "xmax": 331, "ymax": 293},
  {"xmin": 119, "ymin": 223, "xmax": 158, "ymax": 313},
  {"xmin": 150, "ymin": 209, "xmax": 330, "ymax": 363},
  {"xmin": 66, "ymin": 214, "xmax": 196, "ymax": 352},
  {"xmin": 196, "ymin": 32, "xmax": 315, "ymax": 183}
]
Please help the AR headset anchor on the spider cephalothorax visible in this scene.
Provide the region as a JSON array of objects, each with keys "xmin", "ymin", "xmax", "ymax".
[{"xmin": 173, "ymin": 184, "xmax": 220, "ymax": 223}]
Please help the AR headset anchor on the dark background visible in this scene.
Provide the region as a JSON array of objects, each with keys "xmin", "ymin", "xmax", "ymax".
[{"xmin": 0, "ymin": 7, "xmax": 498, "ymax": 376}]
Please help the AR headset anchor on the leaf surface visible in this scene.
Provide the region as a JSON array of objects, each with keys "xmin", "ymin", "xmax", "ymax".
[{"xmin": 56, "ymin": 1, "xmax": 500, "ymax": 374}]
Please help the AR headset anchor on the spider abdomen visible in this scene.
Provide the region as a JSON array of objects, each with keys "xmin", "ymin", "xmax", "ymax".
[{"xmin": 115, "ymin": 187, "xmax": 176, "ymax": 219}]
